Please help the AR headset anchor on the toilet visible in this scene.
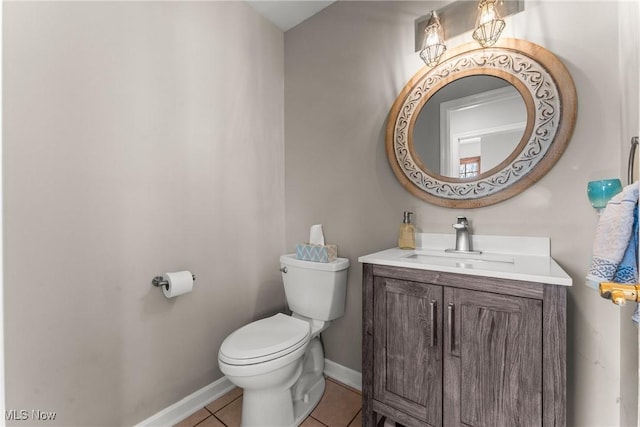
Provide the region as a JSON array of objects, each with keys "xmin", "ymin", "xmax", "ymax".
[{"xmin": 218, "ymin": 254, "xmax": 350, "ymax": 427}]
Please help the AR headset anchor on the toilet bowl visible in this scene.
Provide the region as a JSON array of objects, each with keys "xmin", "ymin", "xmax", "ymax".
[
  {"xmin": 219, "ymin": 314, "xmax": 312, "ymax": 426},
  {"xmin": 218, "ymin": 254, "xmax": 350, "ymax": 427}
]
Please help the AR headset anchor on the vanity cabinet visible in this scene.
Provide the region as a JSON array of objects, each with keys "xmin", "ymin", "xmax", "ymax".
[{"xmin": 363, "ymin": 264, "xmax": 566, "ymax": 427}]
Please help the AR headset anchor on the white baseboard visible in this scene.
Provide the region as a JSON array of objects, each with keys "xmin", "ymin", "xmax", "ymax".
[
  {"xmin": 324, "ymin": 358, "xmax": 362, "ymax": 391},
  {"xmin": 134, "ymin": 376, "xmax": 234, "ymax": 427},
  {"xmin": 134, "ymin": 359, "xmax": 361, "ymax": 426}
]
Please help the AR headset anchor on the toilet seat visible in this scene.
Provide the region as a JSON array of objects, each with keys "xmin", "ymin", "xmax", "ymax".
[{"xmin": 219, "ymin": 313, "xmax": 310, "ymax": 366}]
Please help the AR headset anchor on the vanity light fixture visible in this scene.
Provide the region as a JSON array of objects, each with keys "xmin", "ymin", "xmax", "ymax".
[
  {"xmin": 472, "ymin": 0, "xmax": 506, "ymax": 47},
  {"xmin": 419, "ymin": 11, "xmax": 446, "ymax": 67}
]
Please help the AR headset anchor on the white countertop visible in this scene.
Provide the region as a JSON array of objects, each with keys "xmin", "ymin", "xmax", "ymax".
[{"xmin": 358, "ymin": 233, "xmax": 572, "ymax": 287}]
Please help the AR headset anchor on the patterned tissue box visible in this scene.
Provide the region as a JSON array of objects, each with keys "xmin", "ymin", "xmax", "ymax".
[{"xmin": 295, "ymin": 244, "xmax": 338, "ymax": 263}]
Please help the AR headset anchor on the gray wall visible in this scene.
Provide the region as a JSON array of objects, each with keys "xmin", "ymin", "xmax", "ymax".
[
  {"xmin": 4, "ymin": 2, "xmax": 285, "ymax": 425},
  {"xmin": 285, "ymin": 1, "xmax": 633, "ymax": 426}
]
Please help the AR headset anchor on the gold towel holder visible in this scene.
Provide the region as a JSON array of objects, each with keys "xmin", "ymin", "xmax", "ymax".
[{"xmin": 599, "ymin": 282, "xmax": 640, "ymax": 306}]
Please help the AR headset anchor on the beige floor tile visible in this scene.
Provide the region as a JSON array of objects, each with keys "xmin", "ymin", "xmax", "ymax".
[
  {"xmin": 347, "ymin": 410, "xmax": 362, "ymax": 427},
  {"xmin": 300, "ymin": 416, "xmax": 327, "ymax": 427},
  {"xmin": 311, "ymin": 379, "xmax": 362, "ymax": 426},
  {"xmin": 214, "ymin": 396, "xmax": 243, "ymax": 427},
  {"xmin": 326, "ymin": 378, "xmax": 361, "ymax": 396},
  {"xmin": 196, "ymin": 416, "xmax": 226, "ymax": 427},
  {"xmin": 173, "ymin": 408, "xmax": 211, "ymax": 427},
  {"xmin": 205, "ymin": 387, "xmax": 243, "ymax": 413}
]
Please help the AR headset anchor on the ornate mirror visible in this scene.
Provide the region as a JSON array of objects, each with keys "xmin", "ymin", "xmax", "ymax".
[{"xmin": 386, "ymin": 38, "xmax": 577, "ymax": 208}]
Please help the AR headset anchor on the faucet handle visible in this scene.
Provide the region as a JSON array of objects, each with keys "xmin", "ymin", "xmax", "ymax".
[{"xmin": 453, "ymin": 216, "xmax": 468, "ymax": 229}]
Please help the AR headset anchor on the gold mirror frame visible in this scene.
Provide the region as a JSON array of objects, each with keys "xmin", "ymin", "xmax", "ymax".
[{"xmin": 386, "ymin": 38, "xmax": 577, "ymax": 208}]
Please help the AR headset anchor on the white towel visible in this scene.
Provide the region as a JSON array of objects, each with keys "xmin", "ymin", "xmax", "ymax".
[{"xmin": 586, "ymin": 181, "xmax": 639, "ymax": 290}]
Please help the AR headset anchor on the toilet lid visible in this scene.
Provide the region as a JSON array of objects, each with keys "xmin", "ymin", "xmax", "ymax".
[{"xmin": 219, "ymin": 313, "xmax": 310, "ymax": 365}]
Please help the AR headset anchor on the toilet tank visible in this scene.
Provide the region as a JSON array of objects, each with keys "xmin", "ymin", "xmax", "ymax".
[{"xmin": 280, "ymin": 254, "xmax": 350, "ymax": 321}]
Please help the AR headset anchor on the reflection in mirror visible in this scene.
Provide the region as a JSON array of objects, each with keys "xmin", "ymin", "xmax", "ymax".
[{"xmin": 413, "ymin": 76, "xmax": 526, "ymax": 178}]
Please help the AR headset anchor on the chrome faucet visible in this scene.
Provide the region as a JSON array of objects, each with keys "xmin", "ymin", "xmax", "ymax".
[{"xmin": 446, "ymin": 217, "xmax": 481, "ymax": 254}]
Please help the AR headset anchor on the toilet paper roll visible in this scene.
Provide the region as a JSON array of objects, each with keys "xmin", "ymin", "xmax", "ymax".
[
  {"xmin": 309, "ymin": 224, "xmax": 325, "ymax": 245},
  {"xmin": 162, "ymin": 271, "xmax": 194, "ymax": 298}
]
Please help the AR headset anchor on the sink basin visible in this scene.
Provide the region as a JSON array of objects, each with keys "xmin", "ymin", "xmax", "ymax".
[{"xmin": 403, "ymin": 250, "xmax": 515, "ymax": 265}]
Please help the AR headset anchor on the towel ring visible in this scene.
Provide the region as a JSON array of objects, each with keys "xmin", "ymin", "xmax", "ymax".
[{"xmin": 628, "ymin": 136, "xmax": 638, "ymax": 185}]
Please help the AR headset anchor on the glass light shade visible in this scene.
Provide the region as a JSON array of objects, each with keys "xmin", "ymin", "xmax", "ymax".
[
  {"xmin": 419, "ymin": 11, "xmax": 446, "ymax": 67},
  {"xmin": 472, "ymin": 0, "xmax": 506, "ymax": 47},
  {"xmin": 587, "ymin": 179, "xmax": 623, "ymax": 209}
]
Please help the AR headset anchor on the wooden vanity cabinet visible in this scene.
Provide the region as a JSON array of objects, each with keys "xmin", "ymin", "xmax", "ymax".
[{"xmin": 362, "ymin": 264, "xmax": 566, "ymax": 427}]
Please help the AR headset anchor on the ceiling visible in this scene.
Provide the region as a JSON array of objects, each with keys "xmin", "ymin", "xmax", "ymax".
[{"xmin": 246, "ymin": 1, "xmax": 335, "ymax": 31}]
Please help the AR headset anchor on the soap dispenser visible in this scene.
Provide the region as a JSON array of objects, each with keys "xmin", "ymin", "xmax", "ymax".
[{"xmin": 398, "ymin": 211, "xmax": 416, "ymax": 249}]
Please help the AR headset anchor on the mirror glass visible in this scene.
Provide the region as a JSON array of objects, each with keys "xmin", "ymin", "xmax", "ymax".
[{"xmin": 413, "ymin": 76, "xmax": 527, "ymax": 178}]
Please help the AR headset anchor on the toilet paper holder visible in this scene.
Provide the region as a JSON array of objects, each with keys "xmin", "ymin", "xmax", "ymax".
[{"xmin": 152, "ymin": 274, "xmax": 196, "ymax": 289}]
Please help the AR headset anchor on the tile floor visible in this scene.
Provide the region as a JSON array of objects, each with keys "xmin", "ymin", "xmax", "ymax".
[{"xmin": 174, "ymin": 378, "xmax": 362, "ymax": 427}]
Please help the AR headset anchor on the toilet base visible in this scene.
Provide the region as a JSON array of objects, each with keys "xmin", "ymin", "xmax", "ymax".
[
  {"xmin": 232, "ymin": 337, "xmax": 327, "ymax": 427},
  {"xmin": 292, "ymin": 337, "xmax": 325, "ymax": 425},
  {"xmin": 293, "ymin": 375, "xmax": 325, "ymax": 425},
  {"xmin": 242, "ymin": 385, "xmax": 297, "ymax": 426}
]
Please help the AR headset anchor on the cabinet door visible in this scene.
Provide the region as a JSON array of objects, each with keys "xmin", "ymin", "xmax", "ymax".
[
  {"xmin": 373, "ymin": 277, "xmax": 443, "ymax": 427},
  {"xmin": 444, "ymin": 287, "xmax": 543, "ymax": 427}
]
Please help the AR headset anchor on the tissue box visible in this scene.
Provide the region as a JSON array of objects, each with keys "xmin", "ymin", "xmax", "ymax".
[{"xmin": 295, "ymin": 244, "xmax": 338, "ymax": 263}]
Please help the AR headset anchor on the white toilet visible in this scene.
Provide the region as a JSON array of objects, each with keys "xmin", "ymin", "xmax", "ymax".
[{"xmin": 218, "ymin": 254, "xmax": 350, "ymax": 427}]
